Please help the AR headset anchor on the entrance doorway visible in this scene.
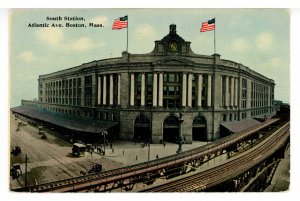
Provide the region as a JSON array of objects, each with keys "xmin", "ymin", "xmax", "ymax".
[
  {"xmin": 192, "ymin": 116, "xmax": 207, "ymax": 141},
  {"xmin": 163, "ymin": 116, "xmax": 180, "ymax": 143},
  {"xmin": 134, "ymin": 114, "xmax": 151, "ymax": 142}
]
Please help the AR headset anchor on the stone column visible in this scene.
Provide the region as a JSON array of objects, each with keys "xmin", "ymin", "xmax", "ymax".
[
  {"xmin": 207, "ymin": 75, "xmax": 212, "ymax": 107},
  {"xmin": 197, "ymin": 74, "xmax": 202, "ymax": 107},
  {"xmin": 60, "ymin": 81, "xmax": 62, "ymax": 104},
  {"xmin": 141, "ymin": 73, "xmax": 145, "ymax": 106},
  {"xmin": 235, "ymin": 78, "xmax": 238, "ymax": 106},
  {"xmin": 187, "ymin": 73, "xmax": 193, "ymax": 107},
  {"xmin": 130, "ymin": 73, "xmax": 135, "ymax": 106},
  {"xmin": 230, "ymin": 77, "xmax": 234, "ymax": 106},
  {"xmin": 182, "ymin": 73, "xmax": 187, "ymax": 107},
  {"xmin": 81, "ymin": 77, "xmax": 84, "ymax": 107},
  {"xmin": 225, "ymin": 76, "xmax": 229, "ymax": 106},
  {"xmin": 267, "ymin": 86, "xmax": 270, "ymax": 106},
  {"xmin": 97, "ymin": 76, "xmax": 101, "ymax": 105},
  {"xmin": 103, "ymin": 75, "xmax": 107, "ymax": 105},
  {"xmin": 110, "ymin": 74, "xmax": 114, "ymax": 105},
  {"xmin": 158, "ymin": 73, "xmax": 163, "ymax": 107},
  {"xmin": 117, "ymin": 74, "xmax": 121, "ymax": 106},
  {"xmin": 153, "ymin": 73, "xmax": 158, "ymax": 107}
]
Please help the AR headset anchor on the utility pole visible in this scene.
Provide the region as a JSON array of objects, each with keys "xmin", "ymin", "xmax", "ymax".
[
  {"xmin": 25, "ymin": 154, "xmax": 28, "ymax": 191},
  {"xmin": 148, "ymin": 140, "xmax": 150, "ymax": 162}
]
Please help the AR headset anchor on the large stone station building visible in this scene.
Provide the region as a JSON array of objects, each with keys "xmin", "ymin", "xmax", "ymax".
[{"xmin": 14, "ymin": 24, "xmax": 276, "ymax": 144}]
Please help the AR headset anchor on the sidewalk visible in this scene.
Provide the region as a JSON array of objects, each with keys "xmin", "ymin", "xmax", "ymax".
[{"xmin": 91, "ymin": 140, "xmax": 208, "ymax": 166}]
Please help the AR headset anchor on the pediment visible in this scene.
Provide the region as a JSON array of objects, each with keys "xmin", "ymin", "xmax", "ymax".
[{"xmin": 153, "ymin": 57, "xmax": 195, "ymax": 66}]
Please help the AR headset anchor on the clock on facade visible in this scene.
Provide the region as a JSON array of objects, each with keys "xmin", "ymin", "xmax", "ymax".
[{"xmin": 168, "ymin": 42, "xmax": 178, "ymax": 52}]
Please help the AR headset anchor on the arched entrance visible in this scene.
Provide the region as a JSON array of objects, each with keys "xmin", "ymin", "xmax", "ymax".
[
  {"xmin": 192, "ymin": 116, "xmax": 207, "ymax": 141},
  {"xmin": 134, "ymin": 114, "xmax": 151, "ymax": 142},
  {"xmin": 163, "ymin": 115, "xmax": 180, "ymax": 143}
]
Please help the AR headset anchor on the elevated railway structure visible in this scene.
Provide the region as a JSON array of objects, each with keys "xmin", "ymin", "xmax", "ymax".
[
  {"xmin": 142, "ymin": 121, "xmax": 289, "ymax": 192},
  {"xmin": 13, "ymin": 118, "xmax": 288, "ymax": 192}
]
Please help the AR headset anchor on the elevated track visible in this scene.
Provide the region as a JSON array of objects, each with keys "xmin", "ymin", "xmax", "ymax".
[
  {"xmin": 141, "ymin": 121, "xmax": 290, "ymax": 192},
  {"xmin": 13, "ymin": 118, "xmax": 286, "ymax": 192}
]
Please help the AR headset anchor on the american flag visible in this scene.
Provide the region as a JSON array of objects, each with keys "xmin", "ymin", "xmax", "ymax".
[
  {"xmin": 112, "ymin": 16, "xmax": 128, "ymax": 30},
  {"xmin": 200, "ymin": 18, "xmax": 215, "ymax": 32}
]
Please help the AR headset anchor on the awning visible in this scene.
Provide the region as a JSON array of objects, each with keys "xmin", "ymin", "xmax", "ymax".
[
  {"xmin": 11, "ymin": 106, "xmax": 118, "ymax": 133},
  {"xmin": 220, "ymin": 119, "xmax": 262, "ymax": 133}
]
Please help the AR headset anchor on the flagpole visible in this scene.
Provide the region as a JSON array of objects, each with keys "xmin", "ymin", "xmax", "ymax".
[
  {"xmin": 126, "ymin": 15, "xmax": 128, "ymax": 53},
  {"xmin": 214, "ymin": 18, "xmax": 216, "ymax": 54}
]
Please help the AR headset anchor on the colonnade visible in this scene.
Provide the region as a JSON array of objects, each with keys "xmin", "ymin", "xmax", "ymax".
[
  {"xmin": 127, "ymin": 72, "xmax": 212, "ymax": 108},
  {"xmin": 97, "ymin": 74, "xmax": 121, "ymax": 106},
  {"xmin": 221, "ymin": 76, "xmax": 239, "ymax": 107}
]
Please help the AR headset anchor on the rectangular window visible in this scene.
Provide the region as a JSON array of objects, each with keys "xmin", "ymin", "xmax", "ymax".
[
  {"xmin": 147, "ymin": 74, "xmax": 153, "ymax": 83},
  {"xmin": 163, "ymin": 74, "xmax": 168, "ymax": 82},
  {"xmin": 169, "ymin": 86, "xmax": 175, "ymax": 95},
  {"xmin": 169, "ymin": 74, "xmax": 175, "ymax": 82}
]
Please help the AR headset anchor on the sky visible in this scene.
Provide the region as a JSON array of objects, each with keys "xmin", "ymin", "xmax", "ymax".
[{"xmin": 9, "ymin": 8, "xmax": 290, "ymax": 107}]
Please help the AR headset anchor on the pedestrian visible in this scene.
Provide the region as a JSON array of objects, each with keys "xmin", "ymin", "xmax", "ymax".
[
  {"xmin": 90, "ymin": 150, "xmax": 93, "ymax": 157},
  {"xmin": 163, "ymin": 142, "xmax": 166, "ymax": 147},
  {"xmin": 156, "ymin": 154, "xmax": 159, "ymax": 159},
  {"xmin": 110, "ymin": 143, "xmax": 112, "ymax": 149}
]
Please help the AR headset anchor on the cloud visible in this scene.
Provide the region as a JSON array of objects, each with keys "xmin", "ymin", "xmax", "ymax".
[
  {"xmin": 269, "ymin": 57, "xmax": 283, "ymax": 66},
  {"xmin": 133, "ymin": 23, "xmax": 155, "ymax": 41},
  {"xmin": 19, "ymin": 51, "xmax": 35, "ymax": 62},
  {"xmin": 71, "ymin": 37, "xmax": 94, "ymax": 52},
  {"xmin": 260, "ymin": 57, "xmax": 284, "ymax": 74},
  {"xmin": 230, "ymin": 38, "xmax": 251, "ymax": 52},
  {"xmin": 88, "ymin": 16, "xmax": 108, "ymax": 26},
  {"xmin": 36, "ymin": 28, "xmax": 64, "ymax": 47},
  {"xmin": 130, "ymin": 23, "xmax": 156, "ymax": 53},
  {"xmin": 255, "ymin": 32, "xmax": 273, "ymax": 51},
  {"xmin": 192, "ymin": 34, "xmax": 214, "ymax": 53},
  {"xmin": 36, "ymin": 28, "xmax": 97, "ymax": 52}
]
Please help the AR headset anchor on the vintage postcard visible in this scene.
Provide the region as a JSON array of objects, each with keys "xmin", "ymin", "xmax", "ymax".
[{"xmin": 9, "ymin": 8, "xmax": 290, "ymax": 192}]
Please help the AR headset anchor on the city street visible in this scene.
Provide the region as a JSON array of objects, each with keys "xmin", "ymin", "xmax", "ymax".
[{"xmin": 9, "ymin": 113, "xmax": 207, "ymax": 189}]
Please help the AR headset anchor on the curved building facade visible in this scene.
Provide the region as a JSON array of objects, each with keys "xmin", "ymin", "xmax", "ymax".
[{"xmin": 35, "ymin": 24, "xmax": 276, "ymax": 144}]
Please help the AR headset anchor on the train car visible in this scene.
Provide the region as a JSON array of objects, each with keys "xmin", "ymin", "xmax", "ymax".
[{"xmin": 276, "ymin": 103, "xmax": 290, "ymax": 121}]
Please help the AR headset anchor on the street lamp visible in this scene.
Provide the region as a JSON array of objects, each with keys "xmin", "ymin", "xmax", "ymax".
[
  {"xmin": 147, "ymin": 138, "xmax": 151, "ymax": 162},
  {"xmin": 25, "ymin": 154, "xmax": 28, "ymax": 191},
  {"xmin": 176, "ymin": 112, "xmax": 184, "ymax": 154},
  {"xmin": 101, "ymin": 130, "xmax": 108, "ymax": 155}
]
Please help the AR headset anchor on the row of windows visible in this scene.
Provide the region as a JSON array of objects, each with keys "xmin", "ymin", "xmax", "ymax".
[
  {"xmin": 43, "ymin": 77, "xmax": 82, "ymax": 106},
  {"xmin": 222, "ymin": 113, "xmax": 238, "ymax": 122},
  {"xmin": 251, "ymin": 81, "xmax": 272, "ymax": 108},
  {"xmin": 251, "ymin": 109, "xmax": 269, "ymax": 117}
]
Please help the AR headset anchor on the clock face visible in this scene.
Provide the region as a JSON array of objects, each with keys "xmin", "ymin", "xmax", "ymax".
[{"xmin": 169, "ymin": 42, "xmax": 178, "ymax": 52}]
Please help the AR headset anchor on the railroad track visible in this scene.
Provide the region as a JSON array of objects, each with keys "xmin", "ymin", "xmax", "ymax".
[
  {"xmin": 141, "ymin": 122, "xmax": 290, "ymax": 192},
  {"xmin": 13, "ymin": 118, "xmax": 283, "ymax": 192}
]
